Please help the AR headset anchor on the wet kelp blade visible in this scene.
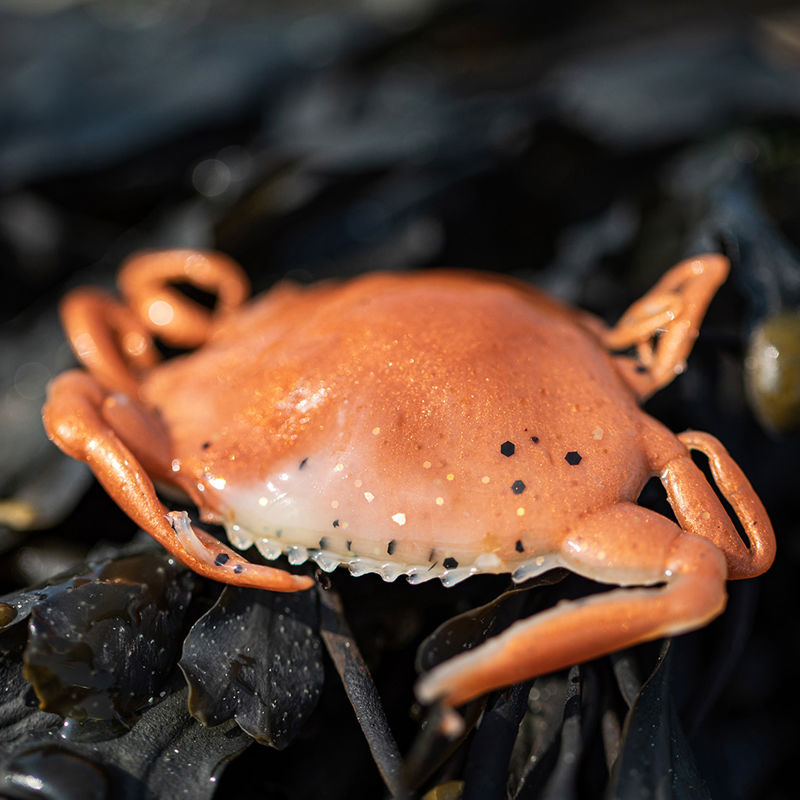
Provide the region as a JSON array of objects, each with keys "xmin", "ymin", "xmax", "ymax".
[
  {"xmin": 462, "ymin": 681, "xmax": 532, "ymax": 800},
  {"xmin": 2, "ymin": 745, "xmax": 109, "ymax": 800},
  {"xmin": 20, "ymin": 551, "xmax": 194, "ymax": 724},
  {"xmin": 0, "ymin": 622, "xmax": 250, "ymax": 799},
  {"xmin": 508, "ymin": 665, "xmax": 603, "ymax": 800},
  {"xmin": 609, "ymin": 642, "xmax": 711, "ymax": 799},
  {"xmin": 180, "ymin": 584, "xmax": 323, "ymax": 749},
  {"xmin": 407, "ymin": 575, "xmax": 566, "ymax": 793},
  {"xmin": 318, "ymin": 579, "xmax": 404, "ymax": 797}
]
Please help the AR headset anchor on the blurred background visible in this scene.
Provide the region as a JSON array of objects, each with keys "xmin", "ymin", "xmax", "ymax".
[{"xmin": 0, "ymin": 1, "xmax": 799, "ymax": 798}]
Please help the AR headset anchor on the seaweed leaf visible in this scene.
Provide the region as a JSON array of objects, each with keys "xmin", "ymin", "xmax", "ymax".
[
  {"xmin": 609, "ymin": 643, "xmax": 710, "ymax": 800},
  {"xmin": 180, "ymin": 585, "xmax": 323, "ymax": 749}
]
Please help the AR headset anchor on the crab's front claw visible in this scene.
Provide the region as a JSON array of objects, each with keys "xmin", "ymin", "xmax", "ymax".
[
  {"xmin": 43, "ymin": 370, "xmax": 313, "ymax": 593},
  {"xmin": 605, "ymin": 254, "xmax": 729, "ymax": 399}
]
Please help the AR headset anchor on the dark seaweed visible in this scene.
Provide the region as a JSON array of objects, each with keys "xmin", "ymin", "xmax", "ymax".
[{"xmin": 180, "ymin": 584, "xmax": 323, "ymax": 749}]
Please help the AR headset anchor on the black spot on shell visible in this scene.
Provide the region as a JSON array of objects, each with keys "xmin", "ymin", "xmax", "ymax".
[
  {"xmin": 428, "ymin": 548, "xmax": 436, "ymax": 562},
  {"xmin": 515, "ymin": 539, "xmax": 524, "ymax": 553},
  {"xmin": 214, "ymin": 553, "xmax": 230, "ymax": 566},
  {"xmin": 387, "ymin": 540, "xmax": 396, "ymax": 555},
  {"xmin": 233, "ymin": 564, "xmax": 243, "ymax": 574},
  {"xmin": 332, "ymin": 520, "xmax": 340, "ymax": 528},
  {"xmin": 299, "ymin": 457, "xmax": 308, "ymax": 470},
  {"xmin": 319, "ymin": 537, "xmax": 329, "ymax": 550},
  {"xmin": 500, "ymin": 441, "xmax": 515, "ymax": 457},
  {"xmin": 530, "ymin": 436, "xmax": 539, "ymax": 443},
  {"xmin": 443, "ymin": 557, "xmax": 458, "ymax": 569},
  {"xmin": 201, "ymin": 441, "xmax": 211, "ymax": 450},
  {"xmin": 565, "ymin": 451, "xmax": 582, "ymax": 465},
  {"xmin": 511, "ymin": 480, "xmax": 526, "ymax": 494},
  {"xmin": 635, "ymin": 365, "xmax": 648, "ymax": 374},
  {"xmin": 346, "ymin": 540, "xmax": 352, "ymax": 551}
]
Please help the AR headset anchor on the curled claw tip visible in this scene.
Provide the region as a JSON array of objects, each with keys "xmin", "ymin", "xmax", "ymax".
[
  {"xmin": 437, "ymin": 706, "xmax": 465, "ymax": 739},
  {"xmin": 166, "ymin": 510, "xmax": 208, "ymax": 562}
]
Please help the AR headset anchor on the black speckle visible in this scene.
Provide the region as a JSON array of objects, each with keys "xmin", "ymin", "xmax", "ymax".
[
  {"xmin": 635, "ymin": 365, "xmax": 648, "ymax": 374},
  {"xmin": 500, "ymin": 441, "xmax": 515, "ymax": 457},
  {"xmin": 443, "ymin": 557, "xmax": 458, "ymax": 569},
  {"xmin": 428, "ymin": 548, "xmax": 436, "ymax": 562},
  {"xmin": 275, "ymin": 529, "xmax": 283, "ymax": 538},
  {"xmin": 299, "ymin": 457, "xmax": 308, "ymax": 470},
  {"xmin": 332, "ymin": 519, "xmax": 340, "ymax": 528},
  {"xmin": 515, "ymin": 539, "xmax": 524, "ymax": 553},
  {"xmin": 511, "ymin": 480, "xmax": 526, "ymax": 494},
  {"xmin": 319, "ymin": 537, "xmax": 329, "ymax": 550},
  {"xmin": 530, "ymin": 436, "xmax": 539, "ymax": 443},
  {"xmin": 346, "ymin": 540, "xmax": 352, "ymax": 551},
  {"xmin": 201, "ymin": 441, "xmax": 211, "ymax": 450},
  {"xmin": 214, "ymin": 553, "xmax": 230, "ymax": 566},
  {"xmin": 387, "ymin": 539, "xmax": 397, "ymax": 555},
  {"xmin": 233, "ymin": 564, "xmax": 243, "ymax": 574},
  {"xmin": 565, "ymin": 451, "xmax": 582, "ymax": 466}
]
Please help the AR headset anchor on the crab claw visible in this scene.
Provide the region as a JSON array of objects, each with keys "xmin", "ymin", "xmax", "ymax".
[{"xmin": 43, "ymin": 370, "xmax": 313, "ymax": 593}]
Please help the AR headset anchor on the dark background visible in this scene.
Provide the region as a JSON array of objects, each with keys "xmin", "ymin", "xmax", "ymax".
[{"xmin": 0, "ymin": 1, "xmax": 798, "ymax": 798}]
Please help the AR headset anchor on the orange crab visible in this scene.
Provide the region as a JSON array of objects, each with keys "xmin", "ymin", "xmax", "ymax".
[{"xmin": 43, "ymin": 250, "xmax": 775, "ymax": 708}]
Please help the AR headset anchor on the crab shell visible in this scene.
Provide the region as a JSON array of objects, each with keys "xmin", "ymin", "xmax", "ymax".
[{"xmin": 137, "ymin": 270, "xmax": 647, "ymax": 586}]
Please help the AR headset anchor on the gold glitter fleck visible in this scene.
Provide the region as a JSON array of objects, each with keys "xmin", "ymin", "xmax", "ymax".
[
  {"xmin": 334, "ymin": 463, "xmax": 344, "ymax": 472},
  {"xmin": 481, "ymin": 475, "xmax": 490, "ymax": 484},
  {"xmin": 364, "ymin": 492, "xmax": 375, "ymax": 503},
  {"xmin": 331, "ymin": 500, "xmax": 339, "ymax": 509},
  {"xmin": 372, "ymin": 427, "xmax": 381, "ymax": 435},
  {"xmin": 446, "ymin": 473, "xmax": 455, "ymax": 481},
  {"xmin": 516, "ymin": 507, "xmax": 526, "ymax": 517},
  {"xmin": 258, "ymin": 497, "xmax": 268, "ymax": 507},
  {"xmin": 392, "ymin": 512, "xmax": 406, "ymax": 526},
  {"xmin": 592, "ymin": 427, "xmax": 604, "ymax": 440},
  {"xmin": 423, "ymin": 461, "xmax": 432, "ymax": 469},
  {"xmin": 435, "ymin": 497, "xmax": 444, "ymax": 506}
]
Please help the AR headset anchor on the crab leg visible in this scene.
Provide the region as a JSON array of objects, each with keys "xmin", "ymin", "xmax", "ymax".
[
  {"xmin": 660, "ymin": 431, "xmax": 775, "ymax": 579},
  {"xmin": 416, "ymin": 504, "xmax": 726, "ymax": 708},
  {"xmin": 43, "ymin": 370, "xmax": 313, "ymax": 592},
  {"xmin": 61, "ymin": 289, "xmax": 159, "ymax": 397},
  {"xmin": 604, "ymin": 254, "xmax": 729, "ymax": 399},
  {"xmin": 118, "ymin": 249, "xmax": 250, "ymax": 348}
]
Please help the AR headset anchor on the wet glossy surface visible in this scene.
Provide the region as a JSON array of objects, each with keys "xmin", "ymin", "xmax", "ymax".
[
  {"xmin": 146, "ymin": 271, "xmax": 647, "ymax": 583},
  {"xmin": 19, "ymin": 552, "xmax": 193, "ymax": 724}
]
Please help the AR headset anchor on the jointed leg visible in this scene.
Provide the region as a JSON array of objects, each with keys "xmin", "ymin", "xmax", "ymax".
[
  {"xmin": 43, "ymin": 370, "xmax": 313, "ymax": 592},
  {"xmin": 604, "ymin": 254, "xmax": 729, "ymax": 399},
  {"xmin": 61, "ymin": 289, "xmax": 158, "ymax": 397},
  {"xmin": 118, "ymin": 250, "xmax": 250, "ymax": 348},
  {"xmin": 416, "ymin": 504, "xmax": 726, "ymax": 707},
  {"xmin": 661, "ymin": 431, "xmax": 775, "ymax": 579}
]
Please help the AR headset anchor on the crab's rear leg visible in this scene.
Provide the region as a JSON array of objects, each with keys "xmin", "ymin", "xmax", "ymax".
[
  {"xmin": 604, "ymin": 254, "xmax": 729, "ymax": 399},
  {"xmin": 43, "ymin": 370, "xmax": 313, "ymax": 592},
  {"xmin": 416, "ymin": 504, "xmax": 726, "ymax": 708},
  {"xmin": 118, "ymin": 249, "xmax": 250, "ymax": 348},
  {"xmin": 659, "ymin": 430, "xmax": 775, "ymax": 579}
]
